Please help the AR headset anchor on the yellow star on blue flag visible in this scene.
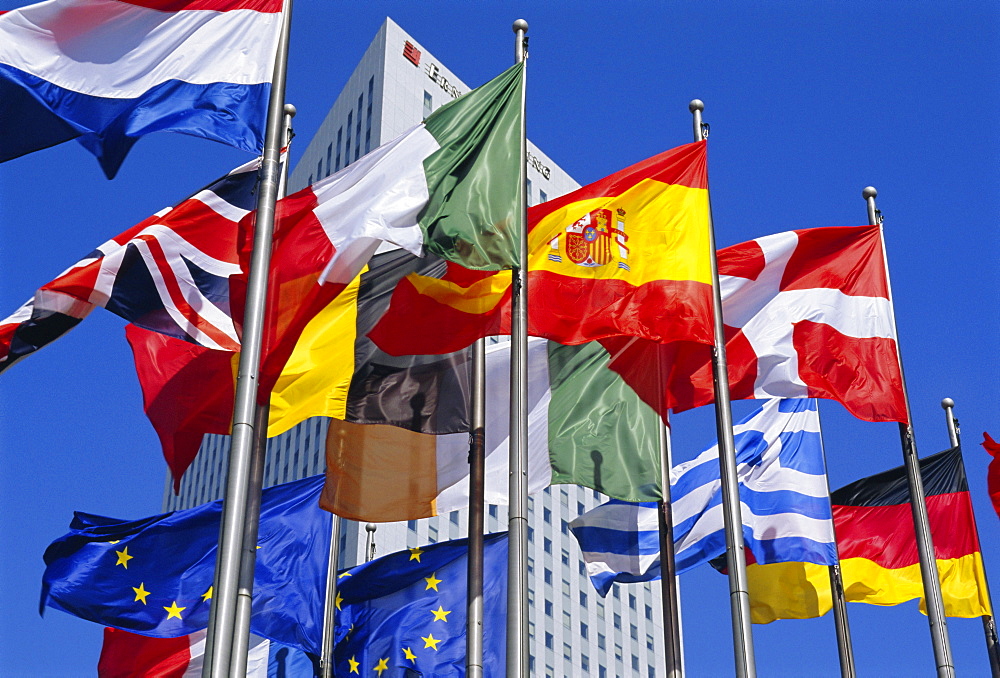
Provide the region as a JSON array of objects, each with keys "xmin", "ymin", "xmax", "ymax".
[{"xmin": 334, "ymin": 533, "xmax": 508, "ymax": 677}]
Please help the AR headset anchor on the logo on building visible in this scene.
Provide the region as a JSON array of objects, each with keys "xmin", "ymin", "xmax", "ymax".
[
  {"xmin": 424, "ymin": 63, "xmax": 464, "ymax": 100},
  {"xmin": 548, "ymin": 207, "xmax": 630, "ymax": 271},
  {"xmin": 403, "ymin": 41, "xmax": 421, "ymax": 66},
  {"xmin": 527, "ymin": 151, "xmax": 551, "ymax": 180}
]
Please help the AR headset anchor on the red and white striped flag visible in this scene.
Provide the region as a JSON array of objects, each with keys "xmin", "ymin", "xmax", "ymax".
[{"xmin": 603, "ymin": 225, "xmax": 908, "ymax": 424}]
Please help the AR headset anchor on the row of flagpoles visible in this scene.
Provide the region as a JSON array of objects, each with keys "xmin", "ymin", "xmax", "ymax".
[{"xmin": 4, "ymin": 1, "xmax": 1000, "ymax": 675}]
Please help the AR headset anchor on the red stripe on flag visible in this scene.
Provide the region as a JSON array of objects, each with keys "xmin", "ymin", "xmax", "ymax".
[
  {"xmin": 112, "ymin": 0, "xmax": 282, "ymax": 12},
  {"xmin": 98, "ymin": 627, "xmax": 192, "ymax": 678},
  {"xmin": 982, "ymin": 432, "xmax": 1000, "ymax": 522},
  {"xmin": 834, "ymin": 491, "xmax": 980, "ymax": 569},
  {"xmin": 138, "ymin": 235, "xmax": 240, "ymax": 351},
  {"xmin": 781, "ymin": 225, "xmax": 888, "ymax": 297},
  {"xmin": 793, "ymin": 320, "xmax": 906, "ymax": 423},
  {"xmin": 719, "ymin": 239, "xmax": 767, "ymax": 281}
]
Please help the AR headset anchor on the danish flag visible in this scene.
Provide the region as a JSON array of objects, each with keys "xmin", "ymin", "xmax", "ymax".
[
  {"xmin": 602, "ymin": 225, "xmax": 908, "ymax": 424},
  {"xmin": 0, "ymin": 159, "xmax": 260, "ymax": 373}
]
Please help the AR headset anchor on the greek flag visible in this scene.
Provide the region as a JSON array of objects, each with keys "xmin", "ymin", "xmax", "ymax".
[{"xmin": 570, "ymin": 398, "xmax": 836, "ymax": 595}]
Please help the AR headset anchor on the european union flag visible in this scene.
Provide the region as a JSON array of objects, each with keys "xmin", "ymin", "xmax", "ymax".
[
  {"xmin": 41, "ymin": 474, "xmax": 331, "ymax": 655},
  {"xmin": 335, "ymin": 532, "xmax": 508, "ymax": 677}
]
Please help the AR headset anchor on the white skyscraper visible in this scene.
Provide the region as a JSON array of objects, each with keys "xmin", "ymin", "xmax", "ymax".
[{"xmin": 165, "ymin": 17, "xmax": 667, "ymax": 677}]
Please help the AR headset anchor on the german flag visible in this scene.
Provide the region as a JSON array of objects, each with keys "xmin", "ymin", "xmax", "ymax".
[
  {"xmin": 834, "ymin": 446, "xmax": 989, "ymax": 616},
  {"xmin": 368, "ymin": 141, "xmax": 714, "ymax": 356},
  {"xmin": 736, "ymin": 446, "xmax": 990, "ymax": 623}
]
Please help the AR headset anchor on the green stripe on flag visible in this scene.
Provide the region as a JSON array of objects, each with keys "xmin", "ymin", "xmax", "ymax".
[
  {"xmin": 419, "ymin": 62, "xmax": 524, "ymax": 271},
  {"xmin": 546, "ymin": 341, "xmax": 662, "ymax": 502}
]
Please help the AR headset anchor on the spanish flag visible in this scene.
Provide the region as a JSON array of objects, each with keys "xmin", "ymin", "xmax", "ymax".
[
  {"xmin": 744, "ymin": 446, "xmax": 990, "ymax": 623},
  {"xmin": 369, "ymin": 141, "xmax": 714, "ymax": 355}
]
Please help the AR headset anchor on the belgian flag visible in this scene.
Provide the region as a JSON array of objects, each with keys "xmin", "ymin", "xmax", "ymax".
[{"xmin": 833, "ymin": 446, "xmax": 990, "ymax": 616}]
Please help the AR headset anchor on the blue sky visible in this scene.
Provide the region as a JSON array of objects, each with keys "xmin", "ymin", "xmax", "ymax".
[{"xmin": 1, "ymin": 2, "xmax": 998, "ymax": 676}]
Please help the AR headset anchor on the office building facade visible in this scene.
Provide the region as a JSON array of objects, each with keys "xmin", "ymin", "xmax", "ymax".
[{"xmin": 165, "ymin": 17, "xmax": 666, "ymax": 677}]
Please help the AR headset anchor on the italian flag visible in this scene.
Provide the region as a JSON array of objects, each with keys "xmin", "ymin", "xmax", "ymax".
[{"xmin": 321, "ymin": 337, "xmax": 663, "ymax": 522}]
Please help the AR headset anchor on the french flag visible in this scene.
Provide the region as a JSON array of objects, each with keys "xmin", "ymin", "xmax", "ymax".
[
  {"xmin": 97, "ymin": 628, "xmax": 318, "ymax": 677},
  {"xmin": 0, "ymin": 0, "xmax": 283, "ymax": 178}
]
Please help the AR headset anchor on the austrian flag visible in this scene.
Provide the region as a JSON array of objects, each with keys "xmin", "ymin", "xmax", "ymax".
[{"xmin": 603, "ymin": 225, "xmax": 908, "ymax": 424}]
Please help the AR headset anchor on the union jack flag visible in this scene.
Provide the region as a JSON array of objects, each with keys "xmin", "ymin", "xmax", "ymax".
[{"xmin": 0, "ymin": 160, "xmax": 261, "ymax": 374}]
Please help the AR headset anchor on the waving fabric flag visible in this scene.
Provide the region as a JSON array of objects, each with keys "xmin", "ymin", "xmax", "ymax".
[
  {"xmin": 368, "ymin": 140, "xmax": 714, "ymax": 355},
  {"xmin": 0, "ymin": 159, "xmax": 259, "ymax": 374},
  {"xmin": 322, "ymin": 336, "xmax": 661, "ymax": 522},
  {"xmin": 570, "ymin": 399, "xmax": 837, "ymax": 608},
  {"xmin": 831, "ymin": 446, "xmax": 990, "ymax": 617},
  {"xmin": 601, "ymin": 225, "xmax": 908, "ymax": 424},
  {"xmin": 334, "ymin": 533, "xmax": 508, "ymax": 678},
  {"xmin": 41, "ymin": 474, "xmax": 331, "ymax": 654},
  {"xmin": 982, "ymin": 432, "xmax": 1000, "ymax": 521},
  {"xmin": 97, "ymin": 628, "xmax": 317, "ymax": 678},
  {"xmin": 0, "ymin": 0, "xmax": 282, "ymax": 178}
]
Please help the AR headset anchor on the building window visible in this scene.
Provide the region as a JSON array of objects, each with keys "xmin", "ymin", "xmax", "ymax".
[
  {"xmin": 599, "ymin": 667, "xmax": 607, "ymax": 678},
  {"xmin": 630, "ymin": 624, "xmax": 638, "ymax": 640},
  {"xmin": 423, "ymin": 90, "xmax": 433, "ymax": 118},
  {"xmin": 407, "ymin": 520, "xmax": 417, "ymax": 533},
  {"xmin": 648, "ymin": 667, "xmax": 656, "ymax": 678},
  {"xmin": 579, "ymin": 591, "xmax": 588, "ymax": 607},
  {"xmin": 526, "ymin": 178, "xmax": 533, "ymax": 206},
  {"xmin": 561, "ymin": 549, "xmax": 569, "ymax": 566},
  {"xmin": 527, "ymin": 556, "xmax": 534, "ymax": 575},
  {"xmin": 629, "ymin": 593, "xmax": 637, "ymax": 610},
  {"xmin": 489, "ymin": 505, "xmax": 498, "ymax": 519},
  {"xmin": 578, "ymin": 561, "xmax": 586, "ymax": 577},
  {"xmin": 632, "ymin": 655, "xmax": 639, "ymax": 672},
  {"xmin": 428, "ymin": 524, "xmax": 437, "ymax": 543},
  {"xmin": 577, "ymin": 501, "xmax": 585, "ymax": 515},
  {"xmin": 365, "ymin": 76, "xmax": 374, "ymax": 154},
  {"xmin": 308, "ymin": 174, "xmax": 313, "ymax": 185},
  {"xmin": 646, "ymin": 635, "xmax": 654, "ymax": 651},
  {"xmin": 581, "ymin": 655, "xmax": 589, "ymax": 673},
  {"xmin": 543, "ymin": 538, "xmax": 551, "ymax": 554},
  {"xmin": 345, "ymin": 111, "xmax": 353, "ymax": 166},
  {"xmin": 580, "ymin": 622, "xmax": 588, "ymax": 639},
  {"xmin": 316, "ymin": 159, "xmax": 322, "ymax": 181},
  {"xmin": 563, "ymin": 643, "xmax": 572, "ymax": 661},
  {"xmin": 613, "ymin": 613, "xmax": 621, "ymax": 630},
  {"xmin": 540, "ymin": 189, "xmax": 548, "ymax": 203},
  {"xmin": 335, "ymin": 127, "xmax": 343, "ymax": 171},
  {"xmin": 562, "ymin": 610, "xmax": 571, "ymax": 629},
  {"xmin": 612, "ymin": 586, "xmax": 620, "ymax": 600},
  {"xmin": 450, "ymin": 512, "xmax": 460, "ymax": 526},
  {"xmin": 597, "ymin": 633, "xmax": 605, "ymax": 650},
  {"xmin": 544, "ymin": 600, "xmax": 552, "ymax": 617},
  {"xmin": 543, "ymin": 507, "xmax": 551, "ymax": 523},
  {"xmin": 614, "ymin": 644, "xmax": 623, "ymax": 663},
  {"xmin": 645, "ymin": 604, "xmax": 653, "ymax": 621},
  {"xmin": 561, "ymin": 520, "xmax": 569, "ymax": 536},
  {"xmin": 355, "ymin": 94, "xmax": 363, "ymax": 159},
  {"xmin": 544, "ymin": 632, "xmax": 553, "ymax": 650},
  {"xmin": 544, "ymin": 568, "xmax": 552, "ymax": 585},
  {"xmin": 528, "ymin": 526, "xmax": 534, "ymax": 543}
]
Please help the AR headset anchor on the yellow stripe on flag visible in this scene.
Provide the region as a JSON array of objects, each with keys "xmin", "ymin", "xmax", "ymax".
[
  {"xmin": 529, "ymin": 180, "xmax": 711, "ymax": 285},
  {"xmin": 747, "ymin": 561, "xmax": 832, "ymax": 624},
  {"xmin": 264, "ymin": 274, "xmax": 362, "ymax": 437},
  {"xmin": 841, "ymin": 553, "xmax": 991, "ymax": 617},
  {"xmin": 406, "ymin": 270, "xmax": 510, "ymax": 314}
]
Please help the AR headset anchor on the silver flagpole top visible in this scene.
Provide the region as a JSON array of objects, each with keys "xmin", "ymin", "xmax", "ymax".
[
  {"xmin": 283, "ymin": 103, "xmax": 297, "ymax": 117},
  {"xmin": 512, "ymin": 18, "xmax": 528, "ymax": 33},
  {"xmin": 366, "ymin": 523, "xmax": 377, "ymax": 533},
  {"xmin": 862, "ymin": 186, "xmax": 878, "ymax": 200},
  {"xmin": 689, "ymin": 99, "xmax": 705, "ymax": 113},
  {"xmin": 941, "ymin": 397, "xmax": 955, "ymax": 409}
]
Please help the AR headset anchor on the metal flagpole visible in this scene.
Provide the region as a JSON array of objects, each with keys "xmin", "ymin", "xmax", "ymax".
[
  {"xmin": 864, "ymin": 186, "xmax": 955, "ymax": 677},
  {"xmin": 229, "ymin": 101, "xmax": 296, "ymax": 678},
  {"xmin": 689, "ymin": 99, "xmax": 756, "ymax": 678},
  {"xmin": 201, "ymin": 0, "xmax": 294, "ymax": 673},
  {"xmin": 815, "ymin": 403, "xmax": 856, "ymax": 678},
  {"xmin": 507, "ymin": 18, "xmax": 530, "ymax": 678},
  {"xmin": 467, "ymin": 337, "xmax": 487, "ymax": 678},
  {"xmin": 365, "ymin": 523, "xmax": 377, "ymax": 562},
  {"xmin": 319, "ymin": 514, "xmax": 343, "ymax": 678},
  {"xmin": 941, "ymin": 398, "xmax": 1000, "ymax": 677},
  {"xmin": 657, "ymin": 412, "xmax": 684, "ymax": 678}
]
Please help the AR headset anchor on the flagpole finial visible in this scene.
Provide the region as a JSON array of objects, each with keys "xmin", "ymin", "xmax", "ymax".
[
  {"xmin": 862, "ymin": 186, "xmax": 878, "ymax": 200},
  {"xmin": 689, "ymin": 99, "xmax": 704, "ymax": 113},
  {"xmin": 941, "ymin": 397, "xmax": 955, "ymax": 409},
  {"xmin": 512, "ymin": 19, "xmax": 528, "ymax": 33},
  {"xmin": 283, "ymin": 103, "xmax": 297, "ymax": 117}
]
